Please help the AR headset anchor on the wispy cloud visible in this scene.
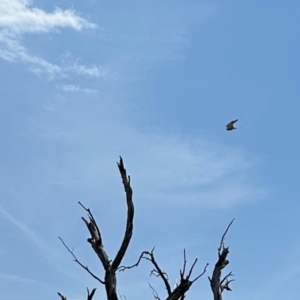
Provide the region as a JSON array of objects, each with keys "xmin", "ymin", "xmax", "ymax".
[
  {"xmin": 0, "ymin": 0, "xmax": 96, "ymax": 34},
  {"xmin": 0, "ymin": 32, "xmax": 63, "ymax": 77},
  {"xmin": 29, "ymin": 107, "xmax": 267, "ymax": 210},
  {"xmin": 0, "ymin": 31, "xmax": 106, "ymax": 78},
  {"xmin": 69, "ymin": 64, "xmax": 104, "ymax": 78},
  {"xmin": 60, "ymin": 51, "xmax": 110, "ymax": 78},
  {"xmin": 1, "ymin": 0, "xmax": 265, "ymax": 211},
  {"xmin": 0, "ymin": 0, "xmax": 100, "ymax": 78},
  {"xmin": 0, "ymin": 273, "xmax": 57, "ymax": 289},
  {"xmin": 57, "ymin": 84, "xmax": 98, "ymax": 94},
  {"xmin": 0, "ymin": 204, "xmax": 61, "ymax": 262},
  {"xmin": 113, "ymin": 135, "xmax": 267, "ymax": 208}
]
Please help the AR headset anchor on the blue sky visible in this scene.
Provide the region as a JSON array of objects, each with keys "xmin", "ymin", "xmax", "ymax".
[{"xmin": 0, "ymin": 0, "xmax": 300, "ymax": 299}]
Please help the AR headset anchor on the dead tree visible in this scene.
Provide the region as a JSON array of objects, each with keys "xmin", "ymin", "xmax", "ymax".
[
  {"xmin": 208, "ymin": 219, "xmax": 235, "ymax": 300},
  {"xmin": 58, "ymin": 157, "xmax": 235, "ymax": 300},
  {"xmin": 59, "ymin": 157, "xmax": 133, "ymax": 300},
  {"xmin": 119, "ymin": 247, "xmax": 209, "ymax": 300}
]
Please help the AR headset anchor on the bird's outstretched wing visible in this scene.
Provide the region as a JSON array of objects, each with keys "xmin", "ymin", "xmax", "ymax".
[{"xmin": 226, "ymin": 119, "xmax": 238, "ymax": 128}]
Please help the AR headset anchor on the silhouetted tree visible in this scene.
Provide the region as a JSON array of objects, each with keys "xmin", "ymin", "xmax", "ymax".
[{"xmin": 58, "ymin": 157, "xmax": 234, "ymax": 300}]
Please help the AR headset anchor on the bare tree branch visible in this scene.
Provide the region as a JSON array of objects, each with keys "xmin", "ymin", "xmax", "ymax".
[
  {"xmin": 57, "ymin": 288, "xmax": 96, "ymax": 300},
  {"xmin": 149, "ymin": 283, "xmax": 161, "ymax": 300},
  {"xmin": 148, "ymin": 250, "xmax": 172, "ymax": 295},
  {"xmin": 120, "ymin": 248, "xmax": 208, "ymax": 300},
  {"xmin": 57, "ymin": 292, "xmax": 67, "ymax": 300},
  {"xmin": 180, "ymin": 250, "xmax": 187, "ymax": 280},
  {"xmin": 79, "ymin": 201, "xmax": 111, "ymax": 271},
  {"xmin": 58, "ymin": 156, "xmax": 232, "ymax": 300},
  {"xmin": 118, "ymin": 291, "xmax": 127, "ymax": 300},
  {"xmin": 86, "ymin": 287, "xmax": 97, "ymax": 300},
  {"xmin": 119, "ymin": 249, "xmax": 172, "ymax": 295},
  {"xmin": 209, "ymin": 219, "xmax": 235, "ymax": 300},
  {"xmin": 111, "ymin": 156, "xmax": 135, "ymax": 271},
  {"xmin": 61, "ymin": 157, "xmax": 134, "ymax": 300},
  {"xmin": 118, "ymin": 251, "xmax": 147, "ymax": 272},
  {"xmin": 59, "ymin": 237, "xmax": 105, "ymax": 284},
  {"xmin": 191, "ymin": 263, "xmax": 209, "ymax": 283},
  {"xmin": 165, "ymin": 251, "xmax": 209, "ymax": 300},
  {"xmin": 218, "ymin": 219, "xmax": 235, "ymax": 255},
  {"xmin": 220, "ymin": 271, "xmax": 233, "ymax": 286},
  {"xmin": 187, "ymin": 258, "xmax": 198, "ymax": 280}
]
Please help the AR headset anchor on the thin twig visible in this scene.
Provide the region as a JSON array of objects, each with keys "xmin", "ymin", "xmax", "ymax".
[
  {"xmin": 118, "ymin": 249, "xmax": 172, "ymax": 295},
  {"xmin": 149, "ymin": 283, "xmax": 161, "ymax": 300},
  {"xmin": 148, "ymin": 251, "xmax": 172, "ymax": 295},
  {"xmin": 181, "ymin": 249, "xmax": 187, "ymax": 279},
  {"xmin": 187, "ymin": 258, "xmax": 198, "ymax": 279},
  {"xmin": 191, "ymin": 263, "xmax": 209, "ymax": 283},
  {"xmin": 218, "ymin": 219, "xmax": 235, "ymax": 254},
  {"xmin": 59, "ymin": 237, "xmax": 105, "ymax": 284},
  {"xmin": 78, "ymin": 201, "xmax": 95, "ymax": 220},
  {"xmin": 220, "ymin": 271, "xmax": 233, "ymax": 285},
  {"xmin": 118, "ymin": 251, "xmax": 148, "ymax": 271}
]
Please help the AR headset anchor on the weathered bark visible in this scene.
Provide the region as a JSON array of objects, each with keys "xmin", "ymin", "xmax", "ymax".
[
  {"xmin": 86, "ymin": 157, "xmax": 134, "ymax": 300},
  {"xmin": 209, "ymin": 219, "xmax": 235, "ymax": 300},
  {"xmin": 59, "ymin": 157, "xmax": 134, "ymax": 300},
  {"xmin": 58, "ymin": 157, "xmax": 236, "ymax": 300}
]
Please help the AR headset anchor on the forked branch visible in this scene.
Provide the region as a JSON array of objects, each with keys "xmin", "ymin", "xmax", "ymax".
[
  {"xmin": 208, "ymin": 219, "xmax": 235, "ymax": 300},
  {"xmin": 165, "ymin": 250, "xmax": 208, "ymax": 300},
  {"xmin": 86, "ymin": 288, "xmax": 97, "ymax": 300},
  {"xmin": 57, "ymin": 288, "xmax": 96, "ymax": 300},
  {"xmin": 149, "ymin": 283, "xmax": 161, "ymax": 300},
  {"xmin": 119, "ymin": 248, "xmax": 171, "ymax": 295},
  {"xmin": 111, "ymin": 157, "xmax": 134, "ymax": 270},
  {"xmin": 60, "ymin": 157, "xmax": 134, "ymax": 300},
  {"xmin": 58, "ymin": 156, "xmax": 235, "ymax": 300},
  {"xmin": 119, "ymin": 248, "xmax": 209, "ymax": 300}
]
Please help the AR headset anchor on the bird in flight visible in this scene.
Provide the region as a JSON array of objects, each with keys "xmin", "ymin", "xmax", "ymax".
[{"xmin": 226, "ymin": 119, "xmax": 238, "ymax": 131}]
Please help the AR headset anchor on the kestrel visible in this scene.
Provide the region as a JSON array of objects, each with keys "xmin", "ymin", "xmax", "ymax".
[{"xmin": 226, "ymin": 119, "xmax": 238, "ymax": 131}]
